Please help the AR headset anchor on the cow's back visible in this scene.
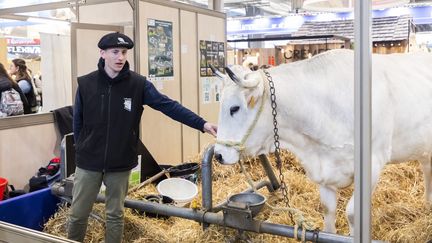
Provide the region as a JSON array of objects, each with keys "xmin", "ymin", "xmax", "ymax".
[
  {"xmin": 271, "ymin": 49, "xmax": 355, "ymax": 148},
  {"xmin": 268, "ymin": 49, "xmax": 432, "ymax": 183},
  {"xmin": 373, "ymin": 52, "xmax": 432, "ymax": 162}
]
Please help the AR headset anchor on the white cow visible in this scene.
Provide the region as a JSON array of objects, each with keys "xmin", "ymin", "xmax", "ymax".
[{"xmin": 213, "ymin": 49, "xmax": 432, "ymax": 234}]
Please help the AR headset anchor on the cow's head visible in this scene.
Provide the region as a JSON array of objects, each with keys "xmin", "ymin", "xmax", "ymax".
[{"xmin": 211, "ymin": 65, "xmax": 271, "ymax": 165}]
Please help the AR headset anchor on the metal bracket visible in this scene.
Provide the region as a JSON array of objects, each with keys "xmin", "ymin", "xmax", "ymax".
[
  {"xmin": 51, "ymin": 176, "xmax": 74, "ymax": 198},
  {"xmin": 128, "ymin": 0, "xmax": 134, "ymax": 9},
  {"xmin": 222, "ymin": 204, "xmax": 261, "ymax": 232}
]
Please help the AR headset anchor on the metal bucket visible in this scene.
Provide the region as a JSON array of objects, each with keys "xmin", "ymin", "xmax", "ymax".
[{"xmin": 227, "ymin": 192, "xmax": 266, "ymax": 217}]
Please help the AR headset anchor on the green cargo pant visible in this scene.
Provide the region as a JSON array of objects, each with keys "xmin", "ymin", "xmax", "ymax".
[{"xmin": 67, "ymin": 167, "xmax": 130, "ymax": 243}]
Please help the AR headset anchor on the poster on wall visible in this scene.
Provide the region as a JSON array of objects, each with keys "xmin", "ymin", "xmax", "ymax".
[
  {"xmin": 199, "ymin": 40, "xmax": 225, "ymax": 77},
  {"xmin": 147, "ymin": 19, "xmax": 174, "ymax": 82},
  {"xmin": 200, "ymin": 76, "xmax": 221, "ymax": 104},
  {"xmin": 202, "ymin": 77, "xmax": 211, "ymax": 104},
  {"xmin": 214, "ymin": 78, "xmax": 221, "ymax": 102},
  {"xmin": 6, "ymin": 38, "xmax": 40, "ymax": 60}
]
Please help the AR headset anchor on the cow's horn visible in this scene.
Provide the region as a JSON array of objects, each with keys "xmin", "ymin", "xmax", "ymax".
[
  {"xmin": 209, "ymin": 64, "xmax": 225, "ymax": 79},
  {"xmin": 225, "ymin": 67, "xmax": 260, "ymax": 88},
  {"xmin": 225, "ymin": 67, "xmax": 241, "ymax": 84}
]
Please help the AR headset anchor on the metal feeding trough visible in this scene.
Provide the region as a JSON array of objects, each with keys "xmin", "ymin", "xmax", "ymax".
[{"xmin": 227, "ymin": 192, "xmax": 266, "ymax": 218}]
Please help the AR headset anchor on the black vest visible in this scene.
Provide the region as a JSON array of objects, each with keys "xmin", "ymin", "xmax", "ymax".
[{"xmin": 75, "ymin": 61, "xmax": 145, "ymax": 172}]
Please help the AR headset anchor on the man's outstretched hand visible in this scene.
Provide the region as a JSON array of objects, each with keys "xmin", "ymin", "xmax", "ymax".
[{"xmin": 203, "ymin": 122, "xmax": 218, "ymax": 137}]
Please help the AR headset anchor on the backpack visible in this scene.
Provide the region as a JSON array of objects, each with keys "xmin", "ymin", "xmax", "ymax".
[
  {"xmin": 29, "ymin": 157, "xmax": 61, "ymax": 192},
  {"xmin": 0, "ymin": 88, "xmax": 24, "ymax": 116}
]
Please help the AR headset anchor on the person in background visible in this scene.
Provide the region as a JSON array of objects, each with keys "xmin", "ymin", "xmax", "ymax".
[
  {"xmin": 0, "ymin": 62, "xmax": 30, "ymax": 115},
  {"xmin": 28, "ymin": 68, "xmax": 42, "ymax": 109},
  {"xmin": 9, "ymin": 58, "xmax": 37, "ymax": 113},
  {"xmin": 33, "ymin": 73, "xmax": 42, "ymax": 107},
  {"xmin": 68, "ymin": 32, "xmax": 218, "ymax": 243}
]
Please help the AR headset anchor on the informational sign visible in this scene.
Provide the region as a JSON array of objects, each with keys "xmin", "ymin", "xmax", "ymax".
[
  {"xmin": 147, "ymin": 19, "xmax": 174, "ymax": 82},
  {"xmin": 199, "ymin": 40, "xmax": 225, "ymax": 77},
  {"xmin": 6, "ymin": 38, "xmax": 40, "ymax": 60},
  {"xmin": 202, "ymin": 77, "xmax": 212, "ymax": 104},
  {"xmin": 214, "ymin": 78, "xmax": 222, "ymax": 102},
  {"xmin": 200, "ymin": 76, "xmax": 221, "ymax": 104}
]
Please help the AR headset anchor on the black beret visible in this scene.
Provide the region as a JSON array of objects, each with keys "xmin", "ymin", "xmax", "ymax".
[{"xmin": 98, "ymin": 32, "xmax": 134, "ymax": 50}]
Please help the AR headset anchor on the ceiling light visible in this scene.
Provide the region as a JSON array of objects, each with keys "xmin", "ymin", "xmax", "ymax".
[
  {"xmin": 27, "ymin": 17, "xmax": 69, "ymax": 26},
  {"xmin": 303, "ymin": 0, "xmax": 410, "ymax": 12}
]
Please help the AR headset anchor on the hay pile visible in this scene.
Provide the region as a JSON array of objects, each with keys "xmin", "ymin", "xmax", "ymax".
[{"xmin": 44, "ymin": 150, "xmax": 432, "ymax": 242}]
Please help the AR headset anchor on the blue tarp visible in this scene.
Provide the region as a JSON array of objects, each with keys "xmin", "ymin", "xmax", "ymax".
[{"xmin": 0, "ymin": 187, "xmax": 60, "ymax": 231}]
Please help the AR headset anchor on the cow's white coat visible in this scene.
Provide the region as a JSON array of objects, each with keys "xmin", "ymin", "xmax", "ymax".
[{"xmin": 214, "ymin": 49, "xmax": 432, "ymax": 234}]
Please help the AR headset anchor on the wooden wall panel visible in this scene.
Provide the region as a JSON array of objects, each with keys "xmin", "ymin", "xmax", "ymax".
[
  {"xmin": 180, "ymin": 10, "xmax": 200, "ymax": 162},
  {"xmin": 140, "ymin": 2, "xmax": 182, "ymax": 165},
  {"xmin": 0, "ymin": 38, "xmax": 7, "ymax": 67},
  {"xmin": 0, "ymin": 123, "xmax": 59, "ymax": 189},
  {"xmin": 78, "ymin": 2, "xmax": 132, "ymax": 25},
  {"xmin": 75, "ymin": 29, "xmax": 108, "ymax": 77},
  {"xmin": 73, "ymin": 26, "xmax": 122, "ymax": 97},
  {"xmin": 197, "ymin": 14, "xmax": 225, "ymax": 151}
]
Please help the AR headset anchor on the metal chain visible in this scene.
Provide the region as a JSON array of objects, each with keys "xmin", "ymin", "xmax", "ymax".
[{"xmin": 263, "ymin": 69, "xmax": 295, "ymax": 223}]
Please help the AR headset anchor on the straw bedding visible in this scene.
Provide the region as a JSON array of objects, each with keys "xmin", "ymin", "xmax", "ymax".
[{"xmin": 44, "ymin": 150, "xmax": 432, "ymax": 242}]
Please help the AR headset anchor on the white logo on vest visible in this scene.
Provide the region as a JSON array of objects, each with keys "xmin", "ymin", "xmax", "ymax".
[{"xmin": 123, "ymin": 98, "xmax": 132, "ymax": 112}]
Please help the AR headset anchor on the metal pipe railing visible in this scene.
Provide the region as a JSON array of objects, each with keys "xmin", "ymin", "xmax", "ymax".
[
  {"xmin": 0, "ymin": 221, "xmax": 77, "ymax": 243},
  {"xmin": 201, "ymin": 145, "xmax": 278, "ymax": 213},
  {"xmin": 259, "ymin": 222, "xmax": 353, "ymax": 243},
  {"xmin": 201, "ymin": 144, "xmax": 214, "ymax": 229},
  {"xmin": 93, "ymin": 195, "xmax": 353, "ymax": 243},
  {"xmin": 258, "ymin": 154, "xmax": 280, "ymax": 191},
  {"xmin": 52, "ymin": 144, "xmax": 357, "ymax": 243},
  {"xmin": 196, "ymin": 144, "xmax": 354, "ymax": 242}
]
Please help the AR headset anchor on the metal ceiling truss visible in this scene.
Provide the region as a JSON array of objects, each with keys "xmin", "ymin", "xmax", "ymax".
[
  {"xmin": 1, "ymin": 0, "xmax": 431, "ymax": 22},
  {"xmin": 185, "ymin": 0, "xmax": 432, "ymax": 18},
  {"xmin": 0, "ymin": 0, "xmax": 122, "ymax": 18}
]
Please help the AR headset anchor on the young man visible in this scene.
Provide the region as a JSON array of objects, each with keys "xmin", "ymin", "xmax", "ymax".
[{"xmin": 68, "ymin": 32, "xmax": 217, "ymax": 243}]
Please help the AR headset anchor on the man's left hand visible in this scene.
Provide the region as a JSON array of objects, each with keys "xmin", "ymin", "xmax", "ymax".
[{"xmin": 203, "ymin": 122, "xmax": 217, "ymax": 137}]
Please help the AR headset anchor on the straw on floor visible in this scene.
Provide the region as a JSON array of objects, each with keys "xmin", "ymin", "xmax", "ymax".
[{"xmin": 44, "ymin": 150, "xmax": 432, "ymax": 243}]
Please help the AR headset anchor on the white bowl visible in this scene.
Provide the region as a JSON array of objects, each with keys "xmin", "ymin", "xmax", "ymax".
[{"xmin": 157, "ymin": 178, "xmax": 198, "ymax": 207}]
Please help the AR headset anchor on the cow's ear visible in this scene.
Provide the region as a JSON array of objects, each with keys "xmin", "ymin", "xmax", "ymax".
[
  {"xmin": 247, "ymin": 96, "xmax": 257, "ymax": 109},
  {"xmin": 246, "ymin": 92, "xmax": 262, "ymax": 110},
  {"xmin": 244, "ymin": 74, "xmax": 264, "ymax": 110},
  {"xmin": 241, "ymin": 73, "xmax": 260, "ymax": 88}
]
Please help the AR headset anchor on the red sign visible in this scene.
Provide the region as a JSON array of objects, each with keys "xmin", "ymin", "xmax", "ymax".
[{"xmin": 6, "ymin": 38, "xmax": 40, "ymax": 46}]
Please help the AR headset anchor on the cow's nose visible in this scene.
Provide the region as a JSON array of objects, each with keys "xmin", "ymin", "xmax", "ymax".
[{"xmin": 214, "ymin": 153, "xmax": 223, "ymax": 162}]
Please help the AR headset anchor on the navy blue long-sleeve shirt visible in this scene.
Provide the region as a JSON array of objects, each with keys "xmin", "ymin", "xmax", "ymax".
[{"xmin": 73, "ymin": 79, "xmax": 206, "ymax": 143}]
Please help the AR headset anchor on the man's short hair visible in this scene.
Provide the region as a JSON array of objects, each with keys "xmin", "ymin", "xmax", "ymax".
[{"xmin": 98, "ymin": 32, "xmax": 134, "ymax": 50}]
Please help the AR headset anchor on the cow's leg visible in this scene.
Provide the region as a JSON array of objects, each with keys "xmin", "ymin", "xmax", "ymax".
[
  {"xmin": 319, "ymin": 185, "xmax": 337, "ymax": 233},
  {"xmin": 420, "ymin": 154, "xmax": 432, "ymax": 202},
  {"xmin": 346, "ymin": 159, "xmax": 384, "ymax": 235}
]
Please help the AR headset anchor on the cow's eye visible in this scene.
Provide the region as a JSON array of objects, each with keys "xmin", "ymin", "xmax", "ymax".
[{"xmin": 230, "ymin": 106, "xmax": 240, "ymax": 116}]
